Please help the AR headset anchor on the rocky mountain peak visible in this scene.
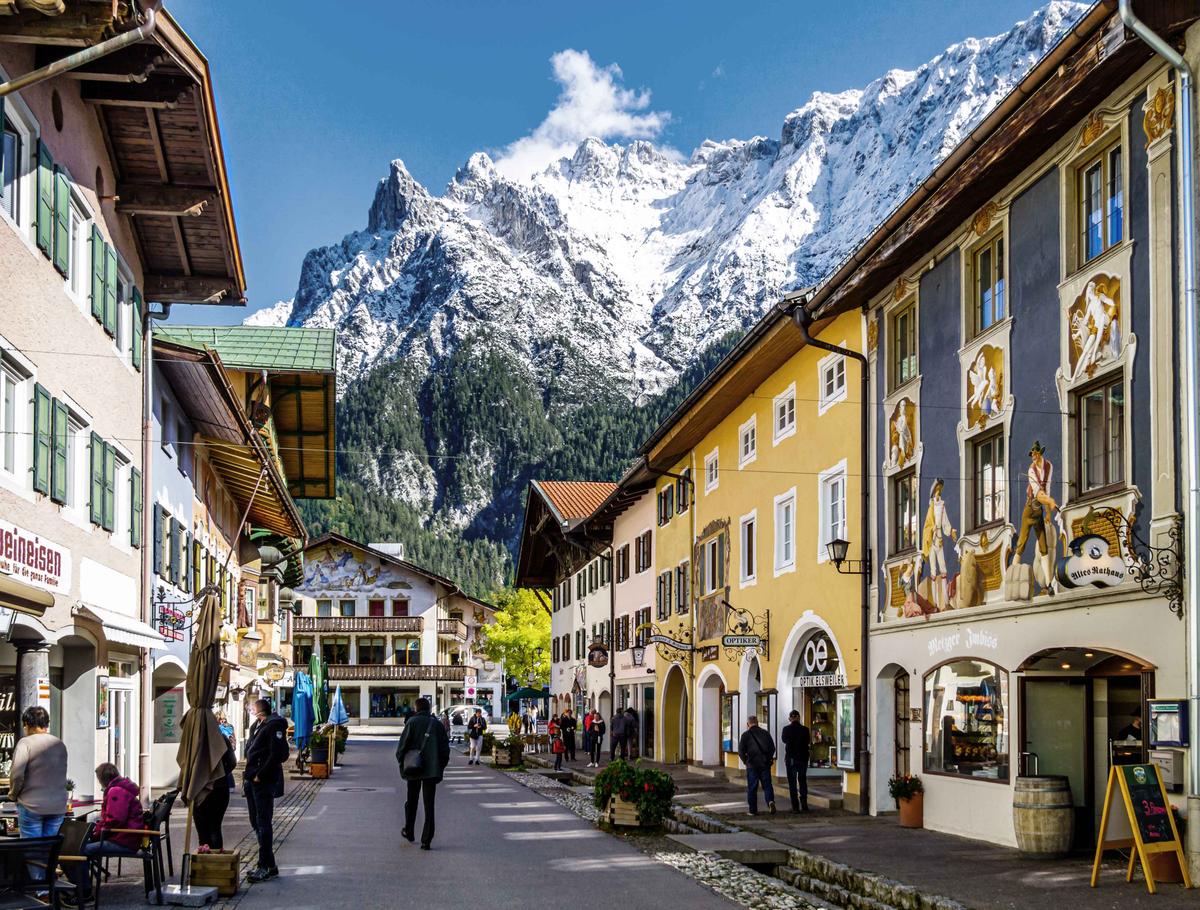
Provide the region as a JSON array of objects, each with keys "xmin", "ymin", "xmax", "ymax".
[{"xmin": 367, "ymin": 158, "xmax": 432, "ymax": 233}]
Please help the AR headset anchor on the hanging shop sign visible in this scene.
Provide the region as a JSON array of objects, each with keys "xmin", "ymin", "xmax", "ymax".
[
  {"xmin": 721, "ymin": 602, "xmax": 769, "ymax": 661},
  {"xmin": 263, "ymin": 664, "xmax": 286, "ymax": 683},
  {"xmin": 1057, "ymin": 533, "xmax": 1127, "ymax": 589},
  {"xmin": 699, "ymin": 645, "xmax": 719, "ymax": 661},
  {"xmin": 0, "ymin": 519, "xmax": 70, "ymax": 595},
  {"xmin": 587, "ymin": 641, "xmax": 609, "ymax": 668},
  {"xmin": 648, "ymin": 634, "xmax": 692, "ymax": 651},
  {"xmin": 721, "ymin": 634, "xmax": 762, "ymax": 649}
]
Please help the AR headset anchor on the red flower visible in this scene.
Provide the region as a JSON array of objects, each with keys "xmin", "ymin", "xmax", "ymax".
[{"xmin": 644, "ymin": 783, "xmax": 651, "ymax": 791}]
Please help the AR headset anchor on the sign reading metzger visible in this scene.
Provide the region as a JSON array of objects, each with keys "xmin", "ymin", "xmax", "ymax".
[{"xmin": 0, "ymin": 520, "xmax": 69, "ymax": 594}]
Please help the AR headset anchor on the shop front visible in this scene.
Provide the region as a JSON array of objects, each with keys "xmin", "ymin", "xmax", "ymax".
[{"xmin": 869, "ymin": 590, "xmax": 1185, "ymax": 847}]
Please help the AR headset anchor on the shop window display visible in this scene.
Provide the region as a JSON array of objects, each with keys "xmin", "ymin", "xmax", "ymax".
[{"xmin": 923, "ymin": 659, "xmax": 1009, "ymax": 780}]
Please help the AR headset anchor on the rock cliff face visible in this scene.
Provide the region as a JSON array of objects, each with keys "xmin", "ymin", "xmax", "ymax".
[{"xmin": 259, "ymin": 3, "xmax": 1088, "ymax": 585}]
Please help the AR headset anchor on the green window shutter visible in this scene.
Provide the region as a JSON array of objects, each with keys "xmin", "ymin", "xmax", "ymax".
[
  {"xmin": 181, "ymin": 531, "xmax": 190, "ymax": 592},
  {"xmin": 31, "ymin": 384, "xmax": 51, "ymax": 495},
  {"xmin": 102, "ymin": 244, "xmax": 117, "ymax": 335},
  {"xmin": 101, "ymin": 442, "xmax": 115, "ymax": 531},
  {"xmin": 130, "ymin": 467, "xmax": 142, "ymax": 549},
  {"xmin": 52, "ymin": 170, "xmax": 70, "ymax": 276},
  {"xmin": 131, "ymin": 287, "xmax": 143, "ymax": 370},
  {"xmin": 169, "ymin": 519, "xmax": 181, "ymax": 585},
  {"xmin": 90, "ymin": 226, "xmax": 105, "ymax": 321},
  {"xmin": 88, "ymin": 432, "xmax": 104, "ymax": 525},
  {"xmin": 0, "ymin": 97, "xmax": 5, "ymax": 180},
  {"xmin": 50, "ymin": 398, "xmax": 68, "ymax": 504},
  {"xmin": 35, "ymin": 141, "xmax": 53, "ymax": 256},
  {"xmin": 152, "ymin": 503, "xmax": 164, "ymax": 574}
]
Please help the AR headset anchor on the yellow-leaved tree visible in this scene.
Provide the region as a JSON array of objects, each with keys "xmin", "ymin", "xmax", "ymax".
[{"xmin": 479, "ymin": 587, "xmax": 551, "ymax": 687}]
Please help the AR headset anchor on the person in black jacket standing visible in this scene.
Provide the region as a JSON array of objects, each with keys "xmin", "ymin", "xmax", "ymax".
[
  {"xmin": 559, "ymin": 709, "xmax": 578, "ymax": 762},
  {"xmin": 737, "ymin": 716, "xmax": 777, "ymax": 815},
  {"xmin": 243, "ymin": 698, "xmax": 290, "ymax": 882},
  {"xmin": 780, "ymin": 710, "xmax": 810, "ymax": 813},
  {"xmin": 396, "ymin": 697, "xmax": 450, "ymax": 849}
]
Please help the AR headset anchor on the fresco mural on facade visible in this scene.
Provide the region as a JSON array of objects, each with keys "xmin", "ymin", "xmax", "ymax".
[
  {"xmin": 886, "ymin": 397, "xmax": 917, "ymax": 470},
  {"xmin": 1068, "ymin": 274, "xmax": 1121, "ymax": 381},
  {"xmin": 300, "ymin": 543, "xmax": 414, "ymax": 594},
  {"xmin": 966, "ymin": 344, "xmax": 1005, "ymax": 429},
  {"xmin": 921, "ymin": 478, "xmax": 957, "ymax": 611},
  {"xmin": 1005, "ymin": 440, "xmax": 1066, "ymax": 598}
]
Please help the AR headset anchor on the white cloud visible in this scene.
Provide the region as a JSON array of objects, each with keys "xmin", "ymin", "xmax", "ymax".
[
  {"xmin": 711, "ymin": 64, "xmax": 725, "ymax": 78},
  {"xmin": 495, "ymin": 49, "xmax": 670, "ymax": 179}
]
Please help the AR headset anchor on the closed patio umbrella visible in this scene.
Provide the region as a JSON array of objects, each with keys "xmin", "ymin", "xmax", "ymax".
[
  {"xmin": 292, "ymin": 671, "xmax": 314, "ymax": 751},
  {"xmin": 309, "ymin": 654, "xmax": 327, "ymax": 726},
  {"xmin": 175, "ymin": 591, "xmax": 225, "ymax": 809},
  {"xmin": 329, "ymin": 686, "xmax": 349, "ymax": 726}
]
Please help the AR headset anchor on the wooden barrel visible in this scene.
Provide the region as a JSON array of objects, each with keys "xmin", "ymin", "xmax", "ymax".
[{"xmin": 1013, "ymin": 775, "xmax": 1074, "ymax": 858}]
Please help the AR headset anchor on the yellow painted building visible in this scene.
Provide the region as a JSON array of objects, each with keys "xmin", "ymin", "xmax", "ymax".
[{"xmin": 643, "ymin": 307, "xmax": 866, "ymax": 809}]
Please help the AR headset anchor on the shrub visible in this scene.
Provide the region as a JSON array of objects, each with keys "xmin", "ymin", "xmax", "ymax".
[
  {"xmin": 887, "ymin": 773, "xmax": 924, "ymax": 802},
  {"xmin": 593, "ymin": 760, "xmax": 676, "ymax": 827},
  {"xmin": 482, "ymin": 731, "xmax": 497, "ymax": 754}
]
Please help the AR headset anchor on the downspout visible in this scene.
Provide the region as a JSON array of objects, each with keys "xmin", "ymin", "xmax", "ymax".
[
  {"xmin": 787, "ymin": 297, "xmax": 872, "ymax": 816},
  {"xmin": 0, "ymin": 0, "xmax": 162, "ymax": 98},
  {"xmin": 139, "ymin": 300, "xmax": 170, "ymax": 801},
  {"xmin": 1117, "ymin": 0, "xmax": 1200, "ymax": 868}
]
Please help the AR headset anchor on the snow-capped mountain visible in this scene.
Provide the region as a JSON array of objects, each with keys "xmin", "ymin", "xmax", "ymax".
[{"xmin": 260, "ymin": 2, "xmax": 1088, "ymax": 577}]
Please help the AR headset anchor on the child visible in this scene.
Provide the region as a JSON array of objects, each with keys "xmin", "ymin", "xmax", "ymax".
[{"xmin": 552, "ymin": 732, "xmax": 566, "ymax": 771}]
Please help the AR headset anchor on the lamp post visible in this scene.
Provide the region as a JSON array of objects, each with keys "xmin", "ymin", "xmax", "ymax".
[
  {"xmin": 826, "ymin": 538, "xmax": 870, "ymax": 577},
  {"xmin": 631, "ymin": 645, "xmax": 645, "ymax": 667}
]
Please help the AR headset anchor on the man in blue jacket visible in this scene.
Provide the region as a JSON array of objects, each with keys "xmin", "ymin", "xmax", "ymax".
[{"xmin": 396, "ymin": 697, "xmax": 451, "ymax": 849}]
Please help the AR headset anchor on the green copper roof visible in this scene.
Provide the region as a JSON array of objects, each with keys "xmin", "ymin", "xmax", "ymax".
[{"xmin": 156, "ymin": 326, "xmax": 336, "ymax": 374}]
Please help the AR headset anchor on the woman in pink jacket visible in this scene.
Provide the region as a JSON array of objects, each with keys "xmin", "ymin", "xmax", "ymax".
[{"xmin": 87, "ymin": 763, "xmax": 146, "ymax": 854}]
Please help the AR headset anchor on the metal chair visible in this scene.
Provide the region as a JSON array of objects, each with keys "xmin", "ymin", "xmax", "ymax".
[
  {"xmin": 93, "ymin": 826, "xmax": 164, "ymax": 906},
  {"xmin": 144, "ymin": 790, "xmax": 178, "ymax": 878},
  {"xmin": 0, "ymin": 834, "xmax": 63, "ymax": 909},
  {"xmin": 52, "ymin": 818, "xmax": 96, "ymax": 910}
]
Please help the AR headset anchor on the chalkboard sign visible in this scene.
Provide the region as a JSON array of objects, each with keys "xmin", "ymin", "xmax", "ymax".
[{"xmin": 1120, "ymin": 764, "xmax": 1174, "ymax": 844}]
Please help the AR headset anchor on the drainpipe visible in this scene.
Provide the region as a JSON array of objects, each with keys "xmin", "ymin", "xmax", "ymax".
[
  {"xmin": 0, "ymin": 1, "xmax": 161, "ymax": 99},
  {"xmin": 787, "ymin": 296, "xmax": 872, "ymax": 816},
  {"xmin": 1117, "ymin": 0, "xmax": 1200, "ymax": 869},
  {"xmin": 138, "ymin": 301, "xmax": 169, "ymax": 801}
]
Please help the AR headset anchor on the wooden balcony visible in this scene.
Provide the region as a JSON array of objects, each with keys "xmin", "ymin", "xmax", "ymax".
[
  {"xmin": 293, "ymin": 616, "xmax": 423, "ymax": 634},
  {"xmin": 437, "ymin": 618, "xmax": 467, "ymax": 641},
  {"xmin": 325, "ymin": 664, "xmax": 470, "ymax": 682}
]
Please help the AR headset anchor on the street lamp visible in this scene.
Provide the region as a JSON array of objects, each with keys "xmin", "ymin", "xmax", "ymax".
[
  {"xmin": 825, "ymin": 538, "xmax": 870, "ymax": 576},
  {"xmin": 631, "ymin": 645, "xmax": 645, "ymax": 667}
]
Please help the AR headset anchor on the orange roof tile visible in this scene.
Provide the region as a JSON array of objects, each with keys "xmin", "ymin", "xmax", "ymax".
[{"xmin": 534, "ymin": 480, "xmax": 618, "ymax": 524}]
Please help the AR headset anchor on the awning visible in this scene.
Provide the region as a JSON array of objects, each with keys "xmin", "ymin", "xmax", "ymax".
[
  {"xmin": 0, "ymin": 575, "xmax": 53, "ymax": 617},
  {"xmin": 76, "ymin": 605, "xmax": 167, "ymax": 651}
]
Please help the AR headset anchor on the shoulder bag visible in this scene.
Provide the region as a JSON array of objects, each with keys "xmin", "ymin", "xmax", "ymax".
[{"xmin": 402, "ymin": 719, "xmax": 432, "ymax": 777}]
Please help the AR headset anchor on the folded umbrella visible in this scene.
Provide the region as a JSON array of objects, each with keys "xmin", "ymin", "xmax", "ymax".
[{"xmin": 293, "ymin": 671, "xmax": 314, "ymax": 751}]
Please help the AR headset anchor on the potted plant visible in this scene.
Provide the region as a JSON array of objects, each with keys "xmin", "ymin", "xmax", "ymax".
[
  {"xmin": 593, "ymin": 760, "xmax": 675, "ymax": 828},
  {"xmin": 65, "ymin": 779, "xmax": 75, "ymax": 813},
  {"xmin": 334, "ymin": 725, "xmax": 348, "ymax": 755},
  {"xmin": 888, "ymin": 773, "xmax": 924, "ymax": 828},
  {"xmin": 309, "ymin": 731, "xmax": 331, "ymax": 777}
]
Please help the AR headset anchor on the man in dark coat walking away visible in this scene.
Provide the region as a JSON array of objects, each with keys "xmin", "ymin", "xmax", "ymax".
[
  {"xmin": 609, "ymin": 709, "xmax": 627, "ymax": 762},
  {"xmin": 780, "ymin": 710, "xmax": 810, "ymax": 813},
  {"xmin": 244, "ymin": 698, "xmax": 290, "ymax": 882},
  {"xmin": 396, "ymin": 696, "xmax": 451, "ymax": 850},
  {"xmin": 559, "ymin": 708, "xmax": 578, "ymax": 761},
  {"xmin": 737, "ymin": 716, "xmax": 777, "ymax": 816}
]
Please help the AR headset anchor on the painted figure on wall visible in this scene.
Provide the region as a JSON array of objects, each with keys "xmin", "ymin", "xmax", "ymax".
[
  {"xmin": 966, "ymin": 344, "xmax": 1004, "ymax": 429},
  {"xmin": 921, "ymin": 478, "xmax": 957, "ymax": 611},
  {"xmin": 1068, "ymin": 275, "xmax": 1120, "ymax": 381},
  {"xmin": 301, "ymin": 544, "xmax": 410, "ymax": 594},
  {"xmin": 1006, "ymin": 441, "xmax": 1066, "ymax": 596},
  {"xmin": 888, "ymin": 397, "xmax": 916, "ymax": 469}
]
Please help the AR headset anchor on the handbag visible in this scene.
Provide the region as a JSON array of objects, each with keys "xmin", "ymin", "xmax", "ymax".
[{"xmin": 402, "ymin": 721, "xmax": 432, "ymax": 778}]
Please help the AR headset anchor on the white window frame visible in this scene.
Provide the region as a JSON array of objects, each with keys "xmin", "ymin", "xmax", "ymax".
[
  {"xmin": 738, "ymin": 415, "xmax": 757, "ymax": 468},
  {"xmin": 704, "ymin": 447, "xmax": 719, "ymax": 494},
  {"xmin": 773, "ymin": 382, "xmax": 797, "ymax": 444},
  {"xmin": 817, "ymin": 345, "xmax": 848, "ymax": 415},
  {"xmin": 108, "ymin": 442, "xmax": 133, "ymax": 553},
  {"xmin": 739, "ymin": 509, "xmax": 757, "ymax": 588},
  {"xmin": 63, "ymin": 180, "xmax": 93, "ymax": 307},
  {"xmin": 773, "ymin": 487, "xmax": 797, "ymax": 577},
  {"xmin": 817, "ymin": 459, "xmax": 848, "ymax": 564},
  {"xmin": 57, "ymin": 394, "xmax": 93, "ymax": 528},
  {"xmin": 703, "ymin": 536, "xmax": 722, "ymax": 595},
  {"xmin": 0, "ymin": 76, "xmax": 37, "ymax": 241},
  {"xmin": 0, "ymin": 337, "xmax": 34, "ymax": 500}
]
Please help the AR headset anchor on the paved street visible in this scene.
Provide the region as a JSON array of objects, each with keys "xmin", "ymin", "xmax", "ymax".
[{"xmin": 226, "ymin": 737, "xmax": 738, "ymax": 910}]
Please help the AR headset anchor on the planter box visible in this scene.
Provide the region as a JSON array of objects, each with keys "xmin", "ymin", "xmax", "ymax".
[
  {"xmin": 189, "ymin": 850, "xmax": 239, "ymax": 897},
  {"xmin": 898, "ymin": 792, "xmax": 923, "ymax": 829},
  {"xmin": 310, "ymin": 762, "xmax": 330, "ymax": 779},
  {"xmin": 492, "ymin": 743, "xmax": 523, "ymax": 768},
  {"xmin": 605, "ymin": 796, "xmax": 647, "ymax": 828}
]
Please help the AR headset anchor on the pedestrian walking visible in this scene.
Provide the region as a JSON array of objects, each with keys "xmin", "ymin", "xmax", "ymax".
[
  {"xmin": 243, "ymin": 698, "xmax": 290, "ymax": 882},
  {"xmin": 560, "ymin": 709, "xmax": 577, "ymax": 761},
  {"xmin": 8, "ymin": 706, "xmax": 68, "ymax": 839},
  {"xmin": 439, "ymin": 710, "xmax": 451, "ymax": 734},
  {"xmin": 625, "ymin": 708, "xmax": 640, "ymax": 759},
  {"xmin": 522, "ymin": 710, "xmax": 532, "ymax": 735},
  {"xmin": 194, "ymin": 733, "xmax": 237, "ymax": 849},
  {"xmin": 737, "ymin": 716, "xmax": 777, "ymax": 816},
  {"xmin": 587, "ymin": 710, "xmax": 606, "ymax": 767},
  {"xmin": 609, "ymin": 709, "xmax": 627, "ymax": 762},
  {"xmin": 396, "ymin": 696, "xmax": 450, "ymax": 850},
  {"xmin": 582, "ymin": 710, "xmax": 593, "ymax": 758},
  {"xmin": 780, "ymin": 710, "xmax": 810, "ymax": 813},
  {"xmin": 466, "ymin": 707, "xmax": 487, "ymax": 765},
  {"xmin": 552, "ymin": 732, "xmax": 566, "ymax": 771}
]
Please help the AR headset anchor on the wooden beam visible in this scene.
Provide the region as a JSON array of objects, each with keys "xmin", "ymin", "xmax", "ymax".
[
  {"xmin": 171, "ymin": 217, "xmax": 192, "ymax": 276},
  {"xmin": 115, "ymin": 183, "xmax": 216, "ymax": 217},
  {"xmin": 0, "ymin": 7, "xmax": 113, "ymax": 44},
  {"xmin": 145, "ymin": 109, "xmax": 170, "ymax": 183},
  {"xmin": 80, "ymin": 75, "xmax": 192, "ymax": 109},
  {"xmin": 35, "ymin": 43, "xmax": 162, "ymax": 82},
  {"xmin": 144, "ymin": 275, "xmax": 241, "ymax": 305}
]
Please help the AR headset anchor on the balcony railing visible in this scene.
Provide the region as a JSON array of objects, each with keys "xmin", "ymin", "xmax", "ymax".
[
  {"xmin": 293, "ymin": 616, "xmax": 423, "ymax": 634},
  {"xmin": 437, "ymin": 618, "xmax": 467, "ymax": 640},
  {"xmin": 325, "ymin": 664, "xmax": 470, "ymax": 682}
]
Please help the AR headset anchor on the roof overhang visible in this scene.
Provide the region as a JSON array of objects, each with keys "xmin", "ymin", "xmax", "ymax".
[{"xmin": 0, "ymin": 574, "xmax": 51, "ymax": 616}]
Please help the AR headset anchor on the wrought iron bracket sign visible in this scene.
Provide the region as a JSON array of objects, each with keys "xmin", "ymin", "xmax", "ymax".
[
  {"xmin": 720, "ymin": 600, "xmax": 769, "ymax": 661},
  {"xmin": 1084, "ymin": 508, "xmax": 1183, "ymax": 620},
  {"xmin": 638, "ymin": 620, "xmax": 694, "ymax": 664}
]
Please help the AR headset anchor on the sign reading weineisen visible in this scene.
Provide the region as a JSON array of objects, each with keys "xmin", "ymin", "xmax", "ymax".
[{"xmin": 0, "ymin": 519, "xmax": 70, "ymax": 595}]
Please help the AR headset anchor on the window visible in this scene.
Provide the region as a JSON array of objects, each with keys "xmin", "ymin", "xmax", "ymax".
[
  {"xmin": 0, "ymin": 365, "xmax": 18, "ymax": 476},
  {"xmin": 773, "ymin": 384, "xmax": 796, "ymax": 443},
  {"xmin": 601, "ymin": 554, "xmax": 610, "ymax": 585},
  {"xmin": 818, "ymin": 351, "xmax": 847, "ymax": 413},
  {"xmin": 657, "ymin": 484, "xmax": 675, "ymax": 525},
  {"xmin": 316, "ymin": 599, "xmax": 332, "ymax": 618},
  {"xmin": 66, "ymin": 199, "xmax": 87, "ymax": 298},
  {"xmin": 293, "ymin": 636, "xmax": 314, "ymax": 667},
  {"xmin": 634, "ymin": 531, "xmax": 651, "ymax": 573},
  {"xmin": 357, "ymin": 636, "xmax": 386, "ymax": 664},
  {"xmin": 1079, "ymin": 143, "xmax": 1123, "ymax": 265},
  {"xmin": 819, "ymin": 464, "xmax": 847, "ymax": 559},
  {"xmin": 323, "ymin": 636, "xmax": 350, "ymax": 665},
  {"xmin": 656, "ymin": 571, "xmax": 672, "ymax": 620},
  {"xmin": 923, "ymin": 659, "xmax": 1009, "ymax": 781},
  {"xmin": 588, "ymin": 560, "xmax": 597, "ymax": 593},
  {"xmin": 393, "ymin": 638, "xmax": 420, "ymax": 666},
  {"xmin": 676, "ymin": 469, "xmax": 691, "ymax": 512},
  {"xmin": 87, "ymin": 432, "xmax": 117, "ymax": 531},
  {"xmin": 616, "ymin": 544, "xmax": 630, "ymax": 583},
  {"xmin": 973, "ymin": 235, "xmax": 1006, "ymax": 334},
  {"xmin": 368, "ymin": 599, "xmax": 385, "ymax": 617},
  {"xmin": 1078, "ymin": 375, "xmax": 1125, "ymax": 493},
  {"xmin": 699, "ymin": 533, "xmax": 725, "ymax": 595},
  {"xmin": 561, "ymin": 634, "xmax": 571, "ymax": 662},
  {"xmin": 704, "ymin": 449, "xmax": 719, "ymax": 493},
  {"xmin": 891, "ymin": 303, "xmax": 918, "ymax": 390},
  {"xmin": 971, "ymin": 432, "xmax": 1006, "ymax": 528},
  {"xmin": 339, "ymin": 599, "xmax": 355, "ymax": 617},
  {"xmin": 553, "ymin": 638, "xmax": 560, "ymax": 663},
  {"xmin": 774, "ymin": 491, "xmax": 795, "ymax": 573},
  {"xmin": 1, "ymin": 114, "xmax": 18, "ymax": 222},
  {"xmin": 392, "ymin": 599, "xmax": 409, "ymax": 617},
  {"xmin": 675, "ymin": 561, "xmax": 689, "ymax": 613},
  {"xmin": 634, "ymin": 608, "xmax": 651, "ymax": 646},
  {"xmin": 577, "ymin": 572, "xmax": 585, "ymax": 599},
  {"xmin": 739, "ymin": 512, "xmax": 756, "ymax": 585},
  {"xmin": 892, "ymin": 470, "xmax": 919, "ymax": 553},
  {"xmin": 739, "ymin": 416, "xmax": 757, "ymax": 467}
]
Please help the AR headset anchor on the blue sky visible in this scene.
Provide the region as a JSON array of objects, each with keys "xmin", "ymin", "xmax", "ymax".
[{"xmin": 165, "ymin": 0, "xmax": 1054, "ymax": 326}]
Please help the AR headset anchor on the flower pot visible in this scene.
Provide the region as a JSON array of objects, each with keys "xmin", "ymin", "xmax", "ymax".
[
  {"xmin": 189, "ymin": 850, "xmax": 239, "ymax": 897},
  {"xmin": 310, "ymin": 743, "xmax": 329, "ymax": 765},
  {"xmin": 898, "ymin": 792, "xmax": 924, "ymax": 829},
  {"xmin": 309, "ymin": 761, "xmax": 329, "ymax": 779},
  {"xmin": 606, "ymin": 796, "xmax": 645, "ymax": 828},
  {"xmin": 1148, "ymin": 851, "xmax": 1184, "ymax": 883}
]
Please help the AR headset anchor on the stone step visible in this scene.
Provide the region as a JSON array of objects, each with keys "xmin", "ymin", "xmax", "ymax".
[
  {"xmin": 686, "ymin": 764, "xmax": 727, "ymax": 780},
  {"xmin": 665, "ymin": 831, "xmax": 793, "ymax": 866},
  {"xmin": 778, "ymin": 848, "xmax": 968, "ymax": 910}
]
